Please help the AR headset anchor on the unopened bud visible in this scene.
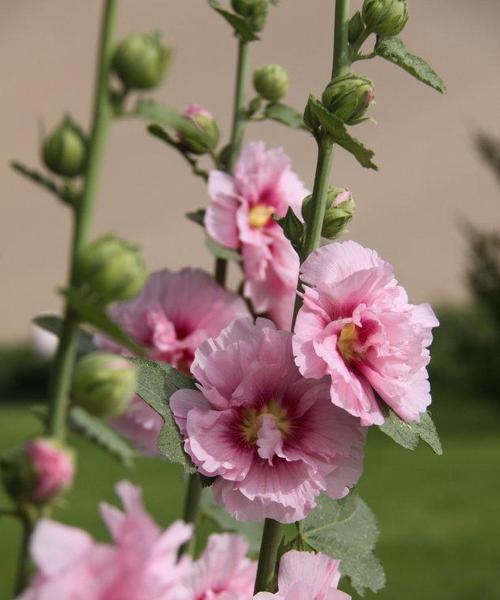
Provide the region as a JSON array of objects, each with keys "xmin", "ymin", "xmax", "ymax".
[
  {"xmin": 302, "ymin": 187, "xmax": 355, "ymax": 240},
  {"xmin": 322, "ymin": 73, "xmax": 374, "ymax": 126},
  {"xmin": 1, "ymin": 439, "xmax": 74, "ymax": 505},
  {"xmin": 77, "ymin": 235, "xmax": 147, "ymax": 303},
  {"xmin": 112, "ymin": 32, "xmax": 171, "ymax": 90},
  {"xmin": 253, "ymin": 65, "xmax": 289, "ymax": 103},
  {"xmin": 231, "ymin": 0, "xmax": 268, "ymax": 31},
  {"xmin": 362, "ymin": 0, "xmax": 409, "ymax": 37},
  {"xmin": 42, "ymin": 116, "xmax": 87, "ymax": 178},
  {"xmin": 71, "ymin": 352, "xmax": 136, "ymax": 418},
  {"xmin": 348, "ymin": 11, "xmax": 365, "ymax": 45},
  {"xmin": 178, "ymin": 105, "xmax": 220, "ymax": 155}
]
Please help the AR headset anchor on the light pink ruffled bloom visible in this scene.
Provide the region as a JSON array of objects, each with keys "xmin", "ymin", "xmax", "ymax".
[
  {"xmin": 293, "ymin": 241, "xmax": 439, "ymax": 426},
  {"xmin": 171, "ymin": 318, "xmax": 364, "ymax": 523},
  {"xmin": 173, "ymin": 533, "xmax": 257, "ymax": 599},
  {"xmin": 25, "ymin": 439, "xmax": 74, "ymax": 503},
  {"xmin": 98, "ymin": 268, "xmax": 250, "ymax": 455},
  {"xmin": 205, "ymin": 142, "xmax": 308, "ymax": 329},
  {"xmin": 19, "ymin": 481, "xmax": 192, "ymax": 600},
  {"xmin": 254, "ymin": 550, "xmax": 350, "ymax": 600}
]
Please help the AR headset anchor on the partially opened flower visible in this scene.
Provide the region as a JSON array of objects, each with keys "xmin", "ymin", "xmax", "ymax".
[
  {"xmin": 173, "ymin": 533, "xmax": 256, "ymax": 599},
  {"xmin": 205, "ymin": 142, "xmax": 308, "ymax": 328},
  {"xmin": 25, "ymin": 439, "xmax": 74, "ymax": 503},
  {"xmin": 293, "ymin": 241, "xmax": 439, "ymax": 426},
  {"xmin": 171, "ymin": 318, "xmax": 364, "ymax": 523},
  {"xmin": 253, "ymin": 550, "xmax": 350, "ymax": 600},
  {"xmin": 98, "ymin": 268, "xmax": 250, "ymax": 454}
]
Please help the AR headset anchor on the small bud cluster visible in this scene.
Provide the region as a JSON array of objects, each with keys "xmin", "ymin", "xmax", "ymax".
[{"xmin": 231, "ymin": 0, "xmax": 269, "ymax": 32}]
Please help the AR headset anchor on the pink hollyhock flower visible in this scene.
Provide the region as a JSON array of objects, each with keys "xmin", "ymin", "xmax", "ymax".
[
  {"xmin": 293, "ymin": 241, "xmax": 439, "ymax": 426},
  {"xmin": 254, "ymin": 550, "xmax": 350, "ymax": 600},
  {"xmin": 205, "ymin": 142, "xmax": 308, "ymax": 329},
  {"xmin": 98, "ymin": 268, "xmax": 250, "ymax": 454},
  {"xmin": 173, "ymin": 533, "xmax": 257, "ymax": 599},
  {"xmin": 25, "ymin": 439, "xmax": 74, "ymax": 503},
  {"xmin": 171, "ymin": 318, "xmax": 364, "ymax": 523}
]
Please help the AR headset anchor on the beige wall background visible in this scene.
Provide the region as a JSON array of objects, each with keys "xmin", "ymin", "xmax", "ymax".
[{"xmin": 1, "ymin": 0, "xmax": 499, "ymax": 342}]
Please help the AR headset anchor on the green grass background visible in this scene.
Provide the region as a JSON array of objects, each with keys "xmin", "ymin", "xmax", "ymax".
[{"xmin": 1, "ymin": 307, "xmax": 500, "ymax": 599}]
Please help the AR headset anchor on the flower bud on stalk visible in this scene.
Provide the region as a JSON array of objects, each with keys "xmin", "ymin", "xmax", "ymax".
[
  {"xmin": 71, "ymin": 352, "xmax": 136, "ymax": 418},
  {"xmin": 1, "ymin": 439, "xmax": 74, "ymax": 505},
  {"xmin": 322, "ymin": 73, "xmax": 374, "ymax": 126},
  {"xmin": 253, "ymin": 65, "xmax": 289, "ymax": 102},
  {"xmin": 112, "ymin": 32, "xmax": 171, "ymax": 90},
  {"xmin": 178, "ymin": 105, "xmax": 220, "ymax": 155},
  {"xmin": 302, "ymin": 186, "xmax": 355, "ymax": 240},
  {"xmin": 231, "ymin": 0, "xmax": 269, "ymax": 31},
  {"xmin": 42, "ymin": 116, "xmax": 87, "ymax": 178},
  {"xmin": 77, "ymin": 235, "xmax": 147, "ymax": 303},
  {"xmin": 362, "ymin": 0, "xmax": 409, "ymax": 37}
]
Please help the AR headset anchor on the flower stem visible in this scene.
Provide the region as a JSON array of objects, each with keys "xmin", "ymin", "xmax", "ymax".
[
  {"xmin": 178, "ymin": 473, "xmax": 203, "ymax": 556},
  {"xmin": 13, "ymin": 511, "xmax": 33, "ymax": 596},
  {"xmin": 47, "ymin": 0, "xmax": 118, "ymax": 440},
  {"xmin": 253, "ymin": 518, "xmax": 282, "ymax": 594}
]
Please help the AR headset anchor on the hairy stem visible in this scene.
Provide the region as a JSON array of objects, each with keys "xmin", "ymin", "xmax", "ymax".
[{"xmin": 253, "ymin": 519, "xmax": 282, "ymax": 594}]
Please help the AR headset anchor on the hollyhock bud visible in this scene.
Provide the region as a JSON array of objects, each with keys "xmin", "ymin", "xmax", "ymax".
[
  {"xmin": 348, "ymin": 11, "xmax": 365, "ymax": 44},
  {"xmin": 322, "ymin": 73, "xmax": 374, "ymax": 126},
  {"xmin": 77, "ymin": 235, "xmax": 147, "ymax": 303},
  {"xmin": 1, "ymin": 439, "xmax": 74, "ymax": 505},
  {"xmin": 178, "ymin": 105, "xmax": 220, "ymax": 155},
  {"xmin": 71, "ymin": 352, "xmax": 136, "ymax": 418},
  {"xmin": 231, "ymin": 0, "xmax": 268, "ymax": 31},
  {"xmin": 253, "ymin": 65, "xmax": 289, "ymax": 102},
  {"xmin": 112, "ymin": 32, "xmax": 170, "ymax": 90},
  {"xmin": 302, "ymin": 187, "xmax": 355, "ymax": 240},
  {"xmin": 362, "ymin": 0, "xmax": 409, "ymax": 37},
  {"xmin": 42, "ymin": 116, "xmax": 87, "ymax": 178}
]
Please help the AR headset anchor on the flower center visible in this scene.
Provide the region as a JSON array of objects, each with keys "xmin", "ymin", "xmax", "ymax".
[
  {"xmin": 241, "ymin": 401, "xmax": 290, "ymax": 444},
  {"xmin": 337, "ymin": 322, "xmax": 360, "ymax": 363},
  {"xmin": 248, "ymin": 203, "xmax": 275, "ymax": 229}
]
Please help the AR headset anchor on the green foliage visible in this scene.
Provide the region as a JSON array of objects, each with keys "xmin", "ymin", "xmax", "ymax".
[
  {"xmin": 276, "ymin": 207, "xmax": 304, "ymax": 253},
  {"xmin": 306, "ymin": 96, "xmax": 377, "ymax": 170},
  {"xmin": 33, "ymin": 315, "xmax": 96, "ymax": 355},
  {"xmin": 379, "ymin": 409, "xmax": 442, "ymax": 455},
  {"xmin": 297, "ymin": 494, "xmax": 385, "ymax": 595},
  {"xmin": 10, "ymin": 162, "xmax": 79, "ymax": 206},
  {"xmin": 205, "ymin": 236, "xmax": 242, "ymax": 262},
  {"xmin": 68, "ymin": 406, "xmax": 135, "ymax": 467},
  {"xmin": 263, "ymin": 103, "xmax": 305, "ymax": 129},
  {"xmin": 375, "ymin": 37, "xmax": 446, "ymax": 94},
  {"xmin": 133, "ymin": 358, "xmax": 196, "ymax": 472},
  {"xmin": 476, "ymin": 133, "xmax": 500, "ymax": 182},
  {"xmin": 207, "ymin": 1, "xmax": 260, "ymax": 42},
  {"xmin": 186, "ymin": 209, "xmax": 207, "ymax": 227}
]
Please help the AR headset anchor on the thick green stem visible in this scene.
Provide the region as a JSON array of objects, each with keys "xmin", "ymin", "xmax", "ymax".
[
  {"xmin": 332, "ymin": 0, "xmax": 351, "ymax": 78},
  {"xmin": 46, "ymin": 0, "xmax": 118, "ymax": 440},
  {"xmin": 178, "ymin": 474, "xmax": 203, "ymax": 556},
  {"xmin": 13, "ymin": 512, "xmax": 33, "ymax": 596},
  {"xmin": 253, "ymin": 519, "xmax": 282, "ymax": 594},
  {"xmin": 227, "ymin": 39, "xmax": 249, "ymax": 173}
]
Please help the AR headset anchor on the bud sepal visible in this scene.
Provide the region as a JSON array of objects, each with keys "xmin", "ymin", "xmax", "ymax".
[{"xmin": 322, "ymin": 73, "xmax": 375, "ymax": 126}]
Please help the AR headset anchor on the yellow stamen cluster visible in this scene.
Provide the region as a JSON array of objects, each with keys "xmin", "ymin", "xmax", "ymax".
[
  {"xmin": 248, "ymin": 203, "xmax": 275, "ymax": 229},
  {"xmin": 337, "ymin": 322, "xmax": 360, "ymax": 363},
  {"xmin": 241, "ymin": 401, "xmax": 291, "ymax": 444}
]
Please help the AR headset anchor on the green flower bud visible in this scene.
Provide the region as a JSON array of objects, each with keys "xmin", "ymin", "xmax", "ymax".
[
  {"xmin": 302, "ymin": 187, "xmax": 355, "ymax": 240},
  {"xmin": 231, "ymin": 0, "xmax": 268, "ymax": 31},
  {"xmin": 42, "ymin": 116, "xmax": 87, "ymax": 178},
  {"xmin": 348, "ymin": 11, "xmax": 365, "ymax": 45},
  {"xmin": 362, "ymin": 0, "xmax": 409, "ymax": 37},
  {"xmin": 71, "ymin": 352, "xmax": 136, "ymax": 418},
  {"xmin": 253, "ymin": 65, "xmax": 289, "ymax": 102},
  {"xmin": 178, "ymin": 105, "xmax": 220, "ymax": 155},
  {"xmin": 77, "ymin": 235, "xmax": 147, "ymax": 303},
  {"xmin": 112, "ymin": 32, "xmax": 171, "ymax": 90},
  {"xmin": 322, "ymin": 73, "xmax": 374, "ymax": 126}
]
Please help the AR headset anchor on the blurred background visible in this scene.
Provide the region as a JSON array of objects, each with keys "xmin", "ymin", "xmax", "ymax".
[{"xmin": 1, "ymin": 1, "xmax": 500, "ymax": 599}]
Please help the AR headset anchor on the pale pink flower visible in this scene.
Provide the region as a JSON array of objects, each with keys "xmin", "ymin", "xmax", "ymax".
[
  {"xmin": 293, "ymin": 241, "xmax": 439, "ymax": 426},
  {"xmin": 254, "ymin": 550, "xmax": 350, "ymax": 600},
  {"xmin": 98, "ymin": 268, "xmax": 250, "ymax": 454},
  {"xmin": 171, "ymin": 318, "xmax": 364, "ymax": 523},
  {"xmin": 25, "ymin": 439, "xmax": 74, "ymax": 503},
  {"xmin": 205, "ymin": 142, "xmax": 308, "ymax": 329},
  {"xmin": 173, "ymin": 533, "xmax": 257, "ymax": 599}
]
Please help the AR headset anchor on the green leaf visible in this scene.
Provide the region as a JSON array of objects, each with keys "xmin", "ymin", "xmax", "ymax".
[
  {"xmin": 277, "ymin": 207, "xmax": 304, "ymax": 252},
  {"xmin": 133, "ymin": 358, "xmax": 196, "ymax": 472},
  {"xmin": 201, "ymin": 490, "xmax": 263, "ymax": 555},
  {"xmin": 307, "ymin": 96, "xmax": 378, "ymax": 170},
  {"xmin": 264, "ymin": 103, "xmax": 305, "ymax": 129},
  {"xmin": 33, "ymin": 314, "xmax": 96, "ymax": 355},
  {"xmin": 186, "ymin": 209, "xmax": 206, "ymax": 227},
  {"xmin": 207, "ymin": 2, "xmax": 259, "ymax": 42},
  {"xmin": 299, "ymin": 494, "xmax": 385, "ymax": 595},
  {"xmin": 205, "ymin": 236, "xmax": 242, "ymax": 262},
  {"xmin": 11, "ymin": 161, "xmax": 77, "ymax": 206},
  {"xmin": 375, "ymin": 37, "xmax": 447, "ymax": 94},
  {"xmin": 68, "ymin": 407, "xmax": 135, "ymax": 467},
  {"xmin": 61, "ymin": 289, "xmax": 145, "ymax": 357},
  {"xmin": 379, "ymin": 408, "xmax": 443, "ymax": 455}
]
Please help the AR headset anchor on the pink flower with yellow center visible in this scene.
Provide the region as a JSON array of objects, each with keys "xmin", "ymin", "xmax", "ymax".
[
  {"xmin": 205, "ymin": 142, "xmax": 309, "ymax": 329},
  {"xmin": 293, "ymin": 240, "xmax": 439, "ymax": 426},
  {"xmin": 171, "ymin": 318, "xmax": 364, "ymax": 523}
]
